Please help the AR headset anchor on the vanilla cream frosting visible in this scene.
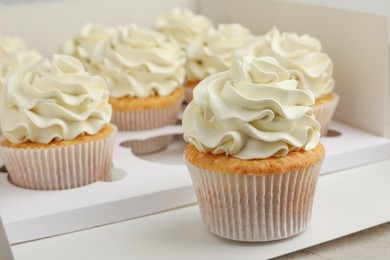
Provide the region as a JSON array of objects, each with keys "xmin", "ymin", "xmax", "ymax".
[
  {"xmin": 154, "ymin": 7, "xmax": 214, "ymax": 47},
  {"xmin": 60, "ymin": 23, "xmax": 114, "ymax": 69},
  {"xmin": 0, "ymin": 54, "xmax": 112, "ymax": 144},
  {"xmin": 186, "ymin": 23, "xmax": 254, "ymax": 82},
  {"xmin": 92, "ymin": 24, "xmax": 185, "ymax": 98},
  {"xmin": 183, "ymin": 56, "xmax": 320, "ymax": 159},
  {"xmin": 239, "ymin": 28, "xmax": 334, "ymax": 99},
  {"xmin": 0, "ymin": 50, "xmax": 42, "ymax": 88},
  {"xmin": 0, "ymin": 35, "xmax": 26, "ymax": 54}
]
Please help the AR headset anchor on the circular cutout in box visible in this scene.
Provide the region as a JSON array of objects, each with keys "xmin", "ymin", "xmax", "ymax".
[{"xmin": 130, "ymin": 134, "xmax": 186, "ymax": 165}]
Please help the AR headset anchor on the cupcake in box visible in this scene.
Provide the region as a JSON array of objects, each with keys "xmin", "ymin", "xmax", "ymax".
[
  {"xmin": 184, "ymin": 23, "xmax": 254, "ymax": 103},
  {"xmin": 237, "ymin": 27, "xmax": 338, "ymax": 135},
  {"xmin": 0, "ymin": 55, "xmax": 116, "ymax": 190},
  {"xmin": 154, "ymin": 7, "xmax": 214, "ymax": 48},
  {"xmin": 91, "ymin": 24, "xmax": 185, "ymax": 154},
  {"xmin": 183, "ymin": 56, "xmax": 325, "ymax": 241}
]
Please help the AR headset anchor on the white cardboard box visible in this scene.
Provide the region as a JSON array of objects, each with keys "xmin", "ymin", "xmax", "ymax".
[{"xmin": 0, "ymin": 0, "xmax": 389, "ymax": 245}]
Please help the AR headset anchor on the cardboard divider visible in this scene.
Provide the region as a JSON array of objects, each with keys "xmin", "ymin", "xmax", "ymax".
[
  {"xmin": 1, "ymin": 121, "xmax": 390, "ymax": 244},
  {"xmin": 0, "ymin": 216, "xmax": 14, "ymax": 260}
]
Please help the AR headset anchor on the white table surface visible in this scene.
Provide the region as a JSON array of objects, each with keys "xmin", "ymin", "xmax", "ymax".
[{"xmin": 10, "ymin": 158, "xmax": 390, "ymax": 260}]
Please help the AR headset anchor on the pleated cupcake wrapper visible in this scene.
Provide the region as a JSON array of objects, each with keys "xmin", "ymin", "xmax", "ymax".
[
  {"xmin": 0, "ymin": 125, "xmax": 117, "ymax": 190},
  {"xmin": 111, "ymin": 96, "xmax": 183, "ymax": 154},
  {"xmin": 184, "ymin": 86, "xmax": 194, "ymax": 104},
  {"xmin": 185, "ymin": 158, "xmax": 324, "ymax": 242},
  {"xmin": 313, "ymin": 93, "xmax": 340, "ymax": 136}
]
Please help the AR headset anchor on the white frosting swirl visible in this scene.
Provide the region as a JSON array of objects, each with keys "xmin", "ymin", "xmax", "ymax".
[
  {"xmin": 186, "ymin": 23, "xmax": 254, "ymax": 81},
  {"xmin": 92, "ymin": 24, "xmax": 185, "ymax": 98},
  {"xmin": 60, "ymin": 23, "xmax": 114, "ymax": 70},
  {"xmin": 154, "ymin": 8, "xmax": 214, "ymax": 47},
  {"xmin": 0, "ymin": 54, "xmax": 112, "ymax": 144},
  {"xmin": 0, "ymin": 35, "xmax": 26, "ymax": 54},
  {"xmin": 0, "ymin": 50, "xmax": 42, "ymax": 88},
  {"xmin": 183, "ymin": 56, "xmax": 320, "ymax": 159},
  {"xmin": 239, "ymin": 28, "xmax": 334, "ymax": 99}
]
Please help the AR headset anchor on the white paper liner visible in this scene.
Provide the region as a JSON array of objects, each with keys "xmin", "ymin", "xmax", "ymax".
[
  {"xmin": 184, "ymin": 80, "xmax": 200, "ymax": 104},
  {"xmin": 184, "ymin": 86, "xmax": 194, "ymax": 104},
  {"xmin": 185, "ymin": 158, "xmax": 324, "ymax": 242},
  {"xmin": 0, "ymin": 125, "xmax": 117, "ymax": 190},
  {"xmin": 111, "ymin": 95, "xmax": 183, "ymax": 154},
  {"xmin": 313, "ymin": 93, "xmax": 340, "ymax": 136}
]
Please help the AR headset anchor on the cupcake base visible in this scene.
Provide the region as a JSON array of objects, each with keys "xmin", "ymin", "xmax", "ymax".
[
  {"xmin": 312, "ymin": 92, "xmax": 339, "ymax": 136},
  {"xmin": 184, "ymin": 80, "xmax": 200, "ymax": 104},
  {"xmin": 0, "ymin": 124, "xmax": 117, "ymax": 190},
  {"xmin": 185, "ymin": 144, "xmax": 325, "ymax": 242},
  {"xmin": 110, "ymin": 87, "xmax": 184, "ymax": 154}
]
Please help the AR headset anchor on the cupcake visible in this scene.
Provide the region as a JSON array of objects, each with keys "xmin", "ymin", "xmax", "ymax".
[
  {"xmin": 0, "ymin": 55, "xmax": 116, "ymax": 190},
  {"xmin": 91, "ymin": 24, "xmax": 185, "ymax": 154},
  {"xmin": 184, "ymin": 23, "xmax": 254, "ymax": 103},
  {"xmin": 154, "ymin": 7, "xmax": 214, "ymax": 48},
  {"xmin": 183, "ymin": 56, "xmax": 325, "ymax": 241},
  {"xmin": 237, "ymin": 27, "xmax": 338, "ymax": 135}
]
